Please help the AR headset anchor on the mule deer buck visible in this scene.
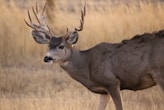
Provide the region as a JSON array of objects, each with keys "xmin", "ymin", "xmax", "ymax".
[{"xmin": 25, "ymin": 2, "xmax": 164, "ymax": 110}]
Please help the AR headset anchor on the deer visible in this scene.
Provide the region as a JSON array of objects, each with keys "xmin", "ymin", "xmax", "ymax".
[{"xmin": 25, "ymin": 2, "xmax": 164, "ymax": 110}]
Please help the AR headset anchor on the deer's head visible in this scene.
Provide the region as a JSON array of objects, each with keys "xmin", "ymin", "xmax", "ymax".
[{"xmin": 25, "ymin": 3, "xmax": 86, "ymax": 63}]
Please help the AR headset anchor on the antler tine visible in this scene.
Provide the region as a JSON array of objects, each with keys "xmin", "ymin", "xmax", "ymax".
[
  {"xmin": 64, "ymin": 27, "xmax": 69, "ymax": 37},
  {"xmin": 75, "ymin": 4, "xmax": 86, "ymax": 32},
  {"xmin": 84, "ymin": 2, "xmax": 86, "ymax": 16},
  {"xmin": 42, "ymin": 2, "xmax": 47, "ymax": 15},
  {"xmin": 81, "ymin": 9, "xmax": 84, "ymax": 23},
  {"xmin": 28, "ymin": 10, "xmax": 32, "ymax": 24},
  {"xmin": 32, "ymin": 6, "xmax": 41, "ymax": 25},
  {"xmin": 24, "ymin": 19, "xmax": 34, "ymax": 29},
  {"xmin": 35, "ymin": 2, "xmax": 38, "ymax": 14},
  {"xmin": 80, "ymin": 19, "xmax": 84, "ymax": 30},
  {"xmin": 24, "ymin": 10, "xmax": 35, "ymax": 29}
]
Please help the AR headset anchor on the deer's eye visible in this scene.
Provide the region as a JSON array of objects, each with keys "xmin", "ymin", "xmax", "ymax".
[{"xmin": 58, "ymin": 45, "xmax": 64, "ymax": 49}]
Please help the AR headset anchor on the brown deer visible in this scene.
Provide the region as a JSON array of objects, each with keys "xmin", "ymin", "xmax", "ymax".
[{"xmin": 25, "ymin": 2, "xmax": 164, "ymax": 110}]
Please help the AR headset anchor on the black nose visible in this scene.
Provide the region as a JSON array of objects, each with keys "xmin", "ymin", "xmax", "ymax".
[{"xmin": 44, "ymin": 56, "xmax": 53, "ymax": 62}]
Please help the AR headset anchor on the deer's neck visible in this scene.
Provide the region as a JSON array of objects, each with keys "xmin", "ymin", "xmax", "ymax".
[{"xmin": 59, "ymin": 48, "xmax": 90, "ymax": 82}]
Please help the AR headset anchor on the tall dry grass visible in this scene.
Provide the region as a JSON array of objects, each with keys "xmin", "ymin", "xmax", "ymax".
[{"xmin": 0, "ymin": 0, "xmax": 164, "ymax": 110}]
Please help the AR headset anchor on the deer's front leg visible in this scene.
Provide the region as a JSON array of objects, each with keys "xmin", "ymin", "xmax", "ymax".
[
  {"xmin": 98, "ymin": 94, "xmax": 110, "ymax": 110},
  {"xmin": 107, "ymin": 85, "xmax": 123, "ymax": 110}
]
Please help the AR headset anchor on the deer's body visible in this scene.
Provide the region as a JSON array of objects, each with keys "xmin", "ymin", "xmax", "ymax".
[
  {"xmin": 60, "ymin": 31, "xmax": 164, "ymax": 94},
  {"xmin": 25, "ymin": 3, "xmax": 164, "ymax": 110}
]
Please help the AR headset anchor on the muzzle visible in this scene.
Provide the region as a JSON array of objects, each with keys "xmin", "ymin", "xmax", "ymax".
[{"xmin": 44, "ymin": 56, "xmax": 53, "ymax": 63}]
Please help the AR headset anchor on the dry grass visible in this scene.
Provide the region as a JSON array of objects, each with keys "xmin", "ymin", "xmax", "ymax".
[
  {"xmin": 0, "ymin": 0, "xmax": 164, "ymax": 110},
  {"xmin": 0, "ymin": 64, "xmax": 164, "ymax": 110}
]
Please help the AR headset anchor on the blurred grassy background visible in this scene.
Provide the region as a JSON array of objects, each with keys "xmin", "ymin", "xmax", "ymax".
[{"xmin": 0, "ymin": 0, "xmax": 164, "ymax": 110}]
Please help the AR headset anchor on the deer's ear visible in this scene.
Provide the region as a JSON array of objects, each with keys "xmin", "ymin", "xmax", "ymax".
[
  {"xmin": 32, "ymin": 30, "xmax": 50, "ymax": 44},
  {"xmin": 66, "ymin": 31, "xmax": 78, "ymax": 44}
]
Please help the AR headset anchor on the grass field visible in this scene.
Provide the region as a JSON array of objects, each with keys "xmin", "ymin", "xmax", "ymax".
[{"xmin": 0, "ymin": 0, "xmax": 164, "ymax": 110}]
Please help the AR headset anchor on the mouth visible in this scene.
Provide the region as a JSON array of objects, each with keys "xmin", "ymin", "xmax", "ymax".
[
  {"xmin": 44, "ymin": 56, "xmax": 55, "ymax": 63},
  {"xmin": 47, "ymin": 60, "xmax": 54, "ymax": 64}
]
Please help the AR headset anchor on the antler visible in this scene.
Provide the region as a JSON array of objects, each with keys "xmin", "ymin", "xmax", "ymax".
[
  {"xmin": 74, "ymin": 3, "xmax": 86, "ymax": 32},
  {"xmin": 25, "ymin": 2, "xmax": 52, "ymax": 36}
]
